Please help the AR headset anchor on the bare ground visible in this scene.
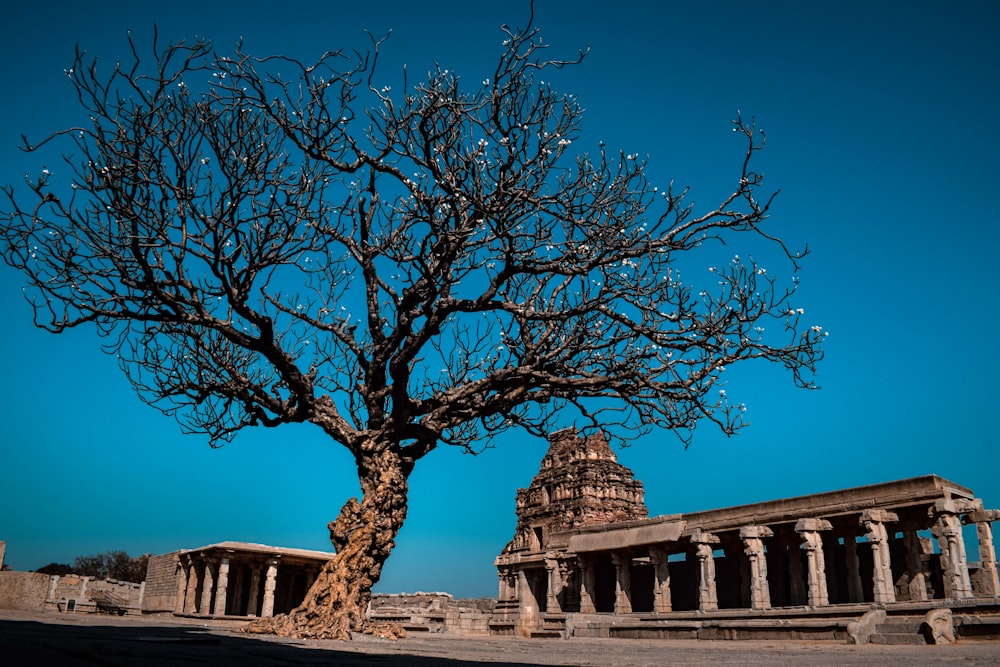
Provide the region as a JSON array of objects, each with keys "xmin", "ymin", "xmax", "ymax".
[{"xmin": 2, "ymin": 610, "xmax": 999, "ymax": 666}]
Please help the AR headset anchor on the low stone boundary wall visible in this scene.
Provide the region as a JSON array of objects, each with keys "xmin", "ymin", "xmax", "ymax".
[
  {"xmin": 368, "ymin": 592, "xmax": 495, "ymax": 635},
  {"xmin": 0, "ymin": 571, "xmax": 144, "ymax": 615},
  {"xmin": 0, "ymin": 571, "xmax": 49, "ymax": 612},
  {"xmin": 44, "ymin": 575, "xmax": 145, "ymax": 614}
]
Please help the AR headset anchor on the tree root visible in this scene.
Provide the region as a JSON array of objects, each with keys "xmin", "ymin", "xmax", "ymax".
[{"xmin": 241, "ymin": 613, "xmax": 405, "ymax": 640}]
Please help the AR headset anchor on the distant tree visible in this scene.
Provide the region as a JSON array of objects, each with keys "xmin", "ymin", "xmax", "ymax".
[
  {"xmin": 126, "ymin": 553, "xmax": 151, "ymax": 583},
  {"xmin": 71, "ymin": 554, "xmax": 105, "ymax": 578},
  {"xmin": 68, "ymin": 550, "xmax": 148, "ymax": 582},
  {"xmin": 1, "ymin": 10, "xmax": 824, "ymax": 639},
  {"xmin": 35, "ymin": 562, "xmax": 73, "ymax": 576},
  {"xmin": 99, "ymin": 550, "xmax": 135, "ymax": 581}
]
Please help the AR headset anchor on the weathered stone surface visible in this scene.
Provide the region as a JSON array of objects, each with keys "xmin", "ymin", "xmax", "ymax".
[
  {"xmin": 503, "ymin": 429, "xmax": 647, "ymax": 553},
  {"xmin": 923, "ymin": 608, "xmax": 955, "ymax": 644},
  {"xmin": 0, "ymin": 572, "xmax": 49, "ymax": 612},
  {"xmin": 847, "ymin": 609, "xmax": 886, "ymax": 645},
  {"xmin": 142, "ymin": 553, "xmax": 180, "ymax": 613},
  {"xmin": 567, "ymin": 522, "xmax": 685, "ymax": 553},
  {"xmin": 491, "ymin": 430, "xmax": 998, "ymax": 641}
]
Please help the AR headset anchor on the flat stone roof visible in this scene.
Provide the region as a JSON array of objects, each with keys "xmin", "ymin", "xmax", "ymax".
[
  {"xmin": 674, "ymin": 474, "xmax": 974, "ymax": 534},
  {"xmin": 568, "ymin": 520, "xmax": 687, "ymax": 552},
  {"xmin": 178, "ymin": 541, "xmax": 334, "ymax": 561},
  {"xmin": 546, "ymin": 475, "xmax": 976, "ymax": 551}
]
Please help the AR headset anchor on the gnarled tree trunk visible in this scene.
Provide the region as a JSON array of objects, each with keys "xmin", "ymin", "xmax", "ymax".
[{"xmin": 245, "ymin": 444, "xmax": 410, "ymax": 640}]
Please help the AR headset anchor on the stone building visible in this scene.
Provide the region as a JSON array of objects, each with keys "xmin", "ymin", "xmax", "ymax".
[
  {"xmin": 491, "ymin": 430, "xmax": 1000, "ymax": 639},
  {"xmin": 142, "ymin": 541, "xmax": 333, "ymax": 618}
]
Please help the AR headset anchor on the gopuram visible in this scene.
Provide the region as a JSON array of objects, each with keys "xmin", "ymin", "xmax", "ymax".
[{"xmin": 489, "ymin": 429, "xmax": 1000, "ymax": 642}]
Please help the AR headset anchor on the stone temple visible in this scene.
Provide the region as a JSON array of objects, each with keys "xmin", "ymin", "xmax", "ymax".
[
  {"xmin": 488, "ymin": 429, "xmax": 1000, "ymax": 641},
  {"xmin": 5, "ymin": 427, "xmax": 997, "ymax": 644}
]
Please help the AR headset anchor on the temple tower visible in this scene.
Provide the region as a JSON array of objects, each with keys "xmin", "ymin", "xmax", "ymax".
[{"xmin": 505, "ymin": 428, "xmax": 647, "ymax": 553}]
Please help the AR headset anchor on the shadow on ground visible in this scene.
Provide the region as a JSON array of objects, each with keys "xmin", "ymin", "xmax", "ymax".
[{"xmin": 0, "ymin": 619, "xmax": 550, "ymax": 667}]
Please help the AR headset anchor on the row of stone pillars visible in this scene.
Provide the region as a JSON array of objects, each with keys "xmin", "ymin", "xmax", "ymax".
[
  {"xmin": 506, "ymin": 501, "xmax": 1000, "ymax": 617},
  {"xmin": 685, "ymin": 502, "xmax": 997, "ymax": 611},
  {"xmin": 176, "ymin": 556, "xmax": 293, "ymax": 617}
]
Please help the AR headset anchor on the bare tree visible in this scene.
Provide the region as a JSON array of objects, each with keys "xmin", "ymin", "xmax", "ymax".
[
  {"xmin": 70, "ymin": 550, "xmax": 149, "ymax": 583},
  {"xmin": 2, "ymin": 13, "xmax": 823, "ymax": 639}
]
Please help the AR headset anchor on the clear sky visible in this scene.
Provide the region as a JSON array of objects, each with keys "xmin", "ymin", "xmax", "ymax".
[{"xmin": 1, "ymin": 1, "xmax": 997, "ymax": 597}]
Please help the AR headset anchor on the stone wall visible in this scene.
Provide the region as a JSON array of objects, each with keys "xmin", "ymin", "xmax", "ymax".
[
  {"xmin": 0, "ymin": 571, "xmax": 49, "ymax": 612},
  {"xmin": 142, "ymin": 553, "xmax": 179, "ymax": 613},
  {"xmin": 45, "ymin": 574, "xmax": 144, "ymax": 613},
  {"xmin": 368, "ymin": 593, "xmax": 496, "ymax": 634}
]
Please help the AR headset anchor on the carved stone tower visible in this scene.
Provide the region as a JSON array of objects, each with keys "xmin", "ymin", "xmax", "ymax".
[{"xmin": 505, "ymin": 428, "xmax": 648, "ymax": 553}]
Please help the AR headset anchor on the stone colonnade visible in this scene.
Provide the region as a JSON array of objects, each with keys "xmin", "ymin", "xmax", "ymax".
[
  {"xmin": 175, "ymin": 553, "xmax": 321, "ymax": 618},
  {"xmin": 498, "ymin": 500, "xmax": 1000, "ymax": 619}
]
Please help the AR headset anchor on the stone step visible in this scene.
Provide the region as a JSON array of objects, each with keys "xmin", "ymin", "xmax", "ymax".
[
  {"xmin": 873, "ymin": 616, "xmax": 928, "ymax": 645},
  {"xmin": 871, "ymin": 632, "xmax": 927, "ymax": 645},
  {"xmin": 878, "ymin": 621, "xmax": 924, "ymax": 633},
  {"xmin": 530, "ymin": 629, "xmax": 565, "ymax": 639}
]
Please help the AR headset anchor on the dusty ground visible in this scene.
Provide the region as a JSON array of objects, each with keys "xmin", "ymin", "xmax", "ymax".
[{"xmin": 2, "ymin": 610, "xmax": 999, "ymax": 666}]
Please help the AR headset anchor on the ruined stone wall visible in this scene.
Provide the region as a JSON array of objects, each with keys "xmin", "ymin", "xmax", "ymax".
[
  {"xmin": 369, "ymin": 593, "xmax": 495, "ymax": 613},
  {"xmin": 0, "ymin": 571, "xmax": 146, "ymax": 614},
  {"xmin": 45, "ymin": 574, "xmax": 144, "ymax": 613},
  {"xmin": 142, "ymin": 553, "xmax": 179, "ymax": 613},
  {"xmin": 0, "ymin": 571, "xmax": 49, "ymax": 611},
  {"xmin": 368, "ymin": 593, "xmax": 496, "ymax": 634}
]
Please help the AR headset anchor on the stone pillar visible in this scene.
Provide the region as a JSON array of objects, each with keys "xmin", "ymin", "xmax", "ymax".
[
  {"xmin": 964, "ymin": 509, "xmax": 1000, "ymax": 597},
  {"xmin": 843, "ymin": 533, "xmax": 863, "ymax": 603},
  {"xmin": 691, "ymin": 530, "xmax": 720, "ymax": 612},
  {"xmin": 861, "ymin": 509, "xmax": 898, "ymax": 604},
  {"xmin": 213, "ymin": 557, "xmax": 230, "ymax": 617},
  {"xmin": 517, "ymin": 569, "xmax": 532, "ymax": 609},
  {"xmin": 902, "ymin": 524, "xmax": 929, "ymax": 601},
  {"xmin": 578, "ymin": 557, "xmax": 596, "ymax": 613},
  {"xmin": 931, "ymin": 499, "xmax": 974, "ymax": 599},
  {"xmin": 795, "ymin": 518, "xmax": 832, "ymax": 607},
  {"xmin": 740, "ymin": 525, "xmax": 774, "ymax": 610},
  {"xmin": 508, "ymin": 569, "xmax": 520, "ymax": 607},
  {"xmin": 516, "ymin": 568, "xmax": 537, "ymax": 637},
  {"xmin": 0, "ymin": 541, "xmax": 5, "ymax": 570},
  {"xmin": 47, "ymin": 575, "xmax": 59, "ymax": 601},
  {"xmin": 545, "ymin": 556, "xmax": 562, "ymax": 614},
  {"xmin": 199, "ymin": 559, "xmax": 216, "ymax": 615},
  {"xmin": 611, "ymin": 552, "xmax": 632, "ymax": 614},
  {"xmin": 174, "ymin": 560, "xmax": 188, "ymax": 615},
  {"xmin": 497, "ymin": 569, "xmax": 506, "ymax": 601},
  {"xmin": 246, "ymin": 564, "xmax": 261, "ymax": 617},
  {"xmin": 503, "ymin": 568, "xmax": 518, "ymax": 604},
  {"xmin": 183, "ymin": 558, "xmax": 199, "ymax": 614},
  {"xmin": 79, "ymin": 577, "xmax": 91, "ymax": 607},
  {"xmin": 648, "ymin": 547, "xmax": 672, "ymax": 613},
  {"xmin": 261, "ymin": 558, "xmax": 279, "ymax": 618}
]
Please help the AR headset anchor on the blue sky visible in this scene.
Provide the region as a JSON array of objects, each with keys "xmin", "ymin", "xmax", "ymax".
[{"xmin": 1, "ymin": 1, "xmax": 997, "ymax": 597}]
